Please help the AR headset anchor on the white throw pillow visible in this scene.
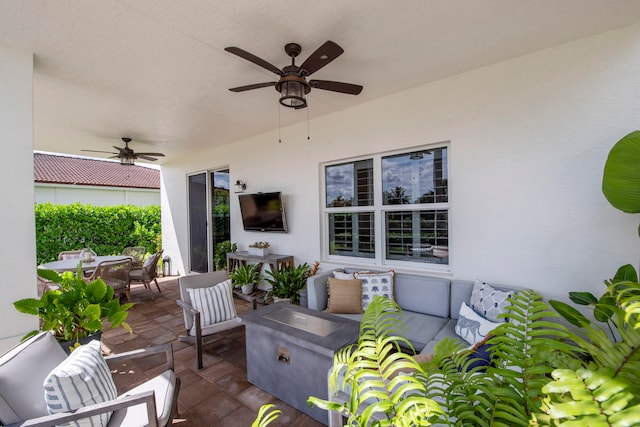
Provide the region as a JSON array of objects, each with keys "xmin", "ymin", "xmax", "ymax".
[
  {"xmin": 44, "ymin": 340, "xmax": 117, "ymax": 427},
  {"xmin": 333, "ymin": 270, "xmax": 354, "ymax": 280},
  {"xmin": 470, "ymin": 280, "xmax": 512, "ymax": 322},
  {"xmin": 455, "ymin": 302, "xmax": 502, "ymax": 345},
  {"xmin": 354, "ymin": 271, "xmax": 394, "ymax": 311},
  {"xmin": 187, "ymin": 279, "xmax": 237, "ymax": 326}
]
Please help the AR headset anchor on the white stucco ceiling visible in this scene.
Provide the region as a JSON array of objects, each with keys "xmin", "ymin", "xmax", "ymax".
[{"xmin": 2, "ymin": 0, "xmax": 640, "ymax": 164}]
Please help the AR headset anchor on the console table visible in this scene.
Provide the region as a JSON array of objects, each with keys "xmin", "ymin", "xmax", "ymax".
[{"xmin": 226, "ymin": 251, "xmax": 294, "ymax": 273}]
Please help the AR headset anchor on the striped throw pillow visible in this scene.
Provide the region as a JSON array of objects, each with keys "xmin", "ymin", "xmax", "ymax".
[
  {"xmin": 187, "ymin": 279, "xmax": 237, "ymax": 326},
  {"xmin": 44, "ymin": 340, "xmax": 117, "ymax": 426}
]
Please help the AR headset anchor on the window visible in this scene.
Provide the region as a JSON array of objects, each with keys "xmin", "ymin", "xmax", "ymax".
[{"xmin": 323, "ymin": 146, "xmax": 449, "ymax": 268}]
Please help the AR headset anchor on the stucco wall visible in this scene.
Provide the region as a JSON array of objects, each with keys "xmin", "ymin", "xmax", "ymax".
[
  {"xmin": 162, "ymin": 23, "xmax": 640, "ymax": 301},
  {"xmin": 35, "ymin": 183, "xmax": 160, "ymax": 206},
  {"xmin": 0, "ymin": 44, "xmax": 38, "ymax": 353}
]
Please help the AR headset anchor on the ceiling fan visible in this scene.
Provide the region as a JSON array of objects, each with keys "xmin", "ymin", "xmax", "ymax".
[
  {"xmin": 225, "ymin": 41, "xmax": 363, "ymax": 109},
  {"xmin": 81, "ymin": 137, "xmax": 165, "ymax": 165}
]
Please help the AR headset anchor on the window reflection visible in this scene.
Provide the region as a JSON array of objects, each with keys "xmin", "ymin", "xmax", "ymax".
[
  {"xmin": 325, "ymin": 159, "xmax": 373, "ymax": 207},
  {"xmin": 382, "ymin": 148, "xmax": 448, "ymax": 205}
]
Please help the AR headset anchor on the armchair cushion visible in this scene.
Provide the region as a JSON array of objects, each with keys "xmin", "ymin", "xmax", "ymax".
[
  {"xmin": 107, "ymin": 370, "xmax": 176, "ymax": 427},
  {"xmin": 44, "ymin": 340, "xmax": 117, "ymax": 426},
  {"xmin": 0, "ymin": 332, "xmax": 67, "ymax": 424},
  {"xmin": 186, "ymin": 279, "xmax": 236, "ymax": 327}
]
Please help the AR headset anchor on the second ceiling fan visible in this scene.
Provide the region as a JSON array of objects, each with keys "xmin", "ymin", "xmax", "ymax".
[
  {"xmin": 225, "ymin": 41, "xmax": 363, "ymax": 109},
  {"xmin": 81, "ymin": 138, "xmax": 165, "ymax": 165}
]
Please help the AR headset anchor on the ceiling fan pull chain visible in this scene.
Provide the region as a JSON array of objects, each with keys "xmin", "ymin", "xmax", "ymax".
[
  {"xmin": 307, "ymin": 105, "xmax": 310, "ymax": 141},
  {"xmin": 278, "ymin": 104, "xmax": 282, "ymax": 143}
]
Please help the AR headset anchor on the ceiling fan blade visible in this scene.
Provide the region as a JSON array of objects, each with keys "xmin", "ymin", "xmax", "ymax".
[
  {"xmin": 225, "ymin": 47, "xmax": 283, "ymax": 76},
  {"xmin": 81, "ymin": 149, "xmax": 118, "ymax": 154},
  {"xmin": 137, "ymin": 155, "xmax": 159, "ymax": 161},
  {"xmin": 309, "ymin": 80, "xmax": 363, "ymax": 95},
  {"xmin": 299, "ymin": 41, "xmax": 344, "ymax": 76},
  {"xmin": 229, "ymin": 82, "xmax": 276, "ymax": 92},
  {"xmin": 135, "ymin": 152, "xmax": 165, "ymax": 157}
]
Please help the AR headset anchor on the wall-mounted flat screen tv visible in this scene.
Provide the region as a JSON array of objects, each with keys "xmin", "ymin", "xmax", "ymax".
[{"xmin": 238, "ymin": 192, "xmax": 288, "ymax": 232}]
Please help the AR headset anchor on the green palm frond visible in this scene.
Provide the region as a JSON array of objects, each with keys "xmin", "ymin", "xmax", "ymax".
[
  {"xmin": 425, "ymin": 290, "xmax": 581, "ymax": 427},
  {"xmin": 308, "ymin": 296, "xmax": 442, "ymax": 426},
  {"xmin": 537, "ymin": 366, "xmax": 640, "ymax": 426},
  {"xmin": 251, "ymin": 404, "xmax": 282, "ymax": 427}
]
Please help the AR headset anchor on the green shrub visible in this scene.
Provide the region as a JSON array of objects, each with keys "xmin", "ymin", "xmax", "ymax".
[{"xmin": 35, "ymin": 203, "xmax": 161, "ymax": 264}]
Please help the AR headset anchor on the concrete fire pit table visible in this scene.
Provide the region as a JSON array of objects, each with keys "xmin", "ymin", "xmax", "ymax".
[{"xmin": 241, "ymin": 303, "xmax": 360, "ymax": 425}]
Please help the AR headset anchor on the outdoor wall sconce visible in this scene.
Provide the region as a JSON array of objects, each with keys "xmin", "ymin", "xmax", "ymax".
[{"xmin": 235, "ymin": 180, "xmax": 247, "ymax": 193}]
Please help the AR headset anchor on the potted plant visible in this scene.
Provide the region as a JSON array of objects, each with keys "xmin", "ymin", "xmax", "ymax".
[
  {"xmin": 13, "ymin": 267, "xmax": 133, "ymax": 352},
  {"xmin": 264, "ymin": 263, "xmax": 310, "ymax": 304},
  {"xmin": 248, "ymin": 241, "xmax": 270, "ymax": 257},
  {"xmin": 230, "ymin": 264, "xmax": 261, "ymax": 295}
]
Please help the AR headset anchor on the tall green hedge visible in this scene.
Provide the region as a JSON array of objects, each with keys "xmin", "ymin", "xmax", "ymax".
[{"xmin": 35, "ymin": 203, "xmax": 161, "ymax": 265}]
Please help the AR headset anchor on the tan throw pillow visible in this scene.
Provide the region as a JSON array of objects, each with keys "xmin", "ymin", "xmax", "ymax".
[{"xmin": 327, "ymin": 278, "xmax": 363, "ymax": 314}]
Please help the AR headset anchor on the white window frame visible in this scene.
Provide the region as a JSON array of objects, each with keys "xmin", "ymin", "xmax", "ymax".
[{"xmin": 321, "ymin": 143, "xmax": 450, "ymax": 272}]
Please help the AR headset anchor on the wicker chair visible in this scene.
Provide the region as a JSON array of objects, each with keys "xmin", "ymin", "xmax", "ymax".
[
  {"xmin": 121, "ymin": 246, "xmax": 147, "ymax": 268},
  {"xmin": 88, "ymin": 258, "xmax": 133, "ymax": 302},
  {"xmin": 129, "ymin": 250, "xmax": 163, "ymax": 301}
]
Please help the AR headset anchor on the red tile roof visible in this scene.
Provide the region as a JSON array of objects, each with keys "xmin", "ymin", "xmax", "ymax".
[{"xmin": 34, "ymin": 153, "xmax": 160, "ymax": 190}]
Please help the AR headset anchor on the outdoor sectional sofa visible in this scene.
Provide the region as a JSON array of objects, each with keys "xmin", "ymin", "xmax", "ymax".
[{"xmin": 306, "ymin": 267, "xmax": 519, "ymax": 354}]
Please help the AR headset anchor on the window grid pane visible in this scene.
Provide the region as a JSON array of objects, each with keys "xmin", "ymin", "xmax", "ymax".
[
  {"xmin": 329, "ymin": 212, "xmax": 375, "ymax": 258},
  {"xmin": 385, "ymin": 210, "xmax": 449, "ymax": 264}
]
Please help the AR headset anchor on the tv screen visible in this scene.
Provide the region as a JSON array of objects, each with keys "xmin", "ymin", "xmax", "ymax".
[{"xmin": 238, "ymin": 192, "xmax": 288, "ymax": 232}]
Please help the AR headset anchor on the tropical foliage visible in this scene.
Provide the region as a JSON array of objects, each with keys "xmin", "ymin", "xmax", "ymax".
[
  {"xmin": 264, "ymin": 263, "xmax": 310, "ymax": 305},
  {"xmin": 538, "ymin": 264, "xmax": 640, "ymax": 426},
  {"xmin": 214, "ymin": 240, "xmax": 237, "ymax": 271},
  {"xmin": 308, "ymin": 296, "xmax": 443, "ymax": 426},
  {"xmin": 230, "ymin": 264, "xmax": 261, "ymax": 287},
  {"xmin": 602, "ymin": 130, "xmax": 640, "ymax": 216},
  {"xmin": 35, "ymin": 203, "xmax": 161, "ymax": 264},
  {"xmin": 13, "ymin": 267, "xmax": 132, "ymax": 344},
  {"xmin": 423, "ymin": 290, "xmax": 580, "ymax": 426}
]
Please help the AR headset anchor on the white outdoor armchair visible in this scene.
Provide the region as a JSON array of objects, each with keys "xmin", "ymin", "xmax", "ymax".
[
  {"xmin": 0, "ymin": 332, "xmax": 180, "ymax": 427},
  {"xmin": 177, "ymin": 271, "xmax": 242, "ymax": 369}
]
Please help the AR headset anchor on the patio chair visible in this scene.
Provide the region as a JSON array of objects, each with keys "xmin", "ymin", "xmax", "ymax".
[
  {"xmin": 121, "ymin": 246, "xmax": 147, "ymax": 268},
  {"xmin": 129, "ymin": 250, "xmax": 163, "ymax": 301},
  {"xmin": 0, "ymin": 331, "xmax": 180, "ymax": 427},
  {"xmin": 57, "ymin": 250, "xmax": 82, "ymax": 260},
  {"xmin": 177, "ymin": 271, "xmax": 242, "ymax": 369},
  {"xmin": 88, "ymin": 258, "xmax": 133, "ymax": 302}
]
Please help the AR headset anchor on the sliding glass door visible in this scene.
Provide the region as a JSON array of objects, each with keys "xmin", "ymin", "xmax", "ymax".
[{"xmin": 187, "ymin": 168, "xmax": 230, "ymax": 273}]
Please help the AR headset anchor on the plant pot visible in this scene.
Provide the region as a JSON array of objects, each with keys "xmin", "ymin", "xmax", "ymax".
[
  {"xmin": 248, "ymin": 247, "xmax": 269, "ymax": 257},
  {"xmin": 59, "ymin": 332, "xmax": 102, "ymax": 354},
  {"xmin": 241, "ymin": 284, "xmax": 254, "ymax": 295}
]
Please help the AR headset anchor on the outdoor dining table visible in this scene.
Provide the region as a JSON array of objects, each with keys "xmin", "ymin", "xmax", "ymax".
[{"xmin": 39, "ymin": 255, "xmax": 133, "ymax": 273}]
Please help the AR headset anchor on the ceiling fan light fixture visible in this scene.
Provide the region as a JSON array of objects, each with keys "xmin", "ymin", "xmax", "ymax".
[
  {"xmin": 279, "ymin": 80, "xmax": 307, "ymax": 109},
  {"xmin": 120, "ymin": 156, "xmax": 135, "ymax": 166}
]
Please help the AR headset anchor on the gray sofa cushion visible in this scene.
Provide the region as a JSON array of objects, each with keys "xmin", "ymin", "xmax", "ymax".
[
  {"xmin": 400, "ymin": 312, "xmax": 449, "ymax": 350},
  {"xmin": 0, "ymin": 332, "xmax": 67, "ymax": 424},
  {"xmin": 394, "ymin": 274, "xmax": 450, "ymax": 318},
  {"xmin": 420, "ymin": 318, "xmax": 465, "ymax": 354},
  {"xmin": 334, "ymin": 311, "xmax": 449, "ymax": 351}
]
